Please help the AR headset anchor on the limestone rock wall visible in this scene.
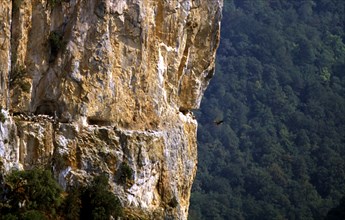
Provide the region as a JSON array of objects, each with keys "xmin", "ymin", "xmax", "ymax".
[
  {"xmin": 0, "ymin": 1, "xmax": 11, "ymax": 108},
  {"xmin": 0, "ymin": 0, "xmax": 222, "ymax": 219}
]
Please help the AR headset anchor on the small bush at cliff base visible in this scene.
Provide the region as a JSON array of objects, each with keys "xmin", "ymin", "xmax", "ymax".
[
  {"xmin": 0, "ymin": 170, "xmax": 123, "ymax": 219},
  {"xmin": 0, "ymin": 169, "xmax": 63, "ymax": 219},
  {"xmin": 79, "ymin": 174, "xmax": 123, "ymax": 220},
  {"xmin": 62, "ymin": 186, "xmax": 82, "ymax": 220},
  {"xmin": 62, "ymin": 174, "xmax": 123, "ymax": 220}
]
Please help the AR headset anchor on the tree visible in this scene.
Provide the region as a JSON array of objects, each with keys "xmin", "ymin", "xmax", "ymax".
[
  {"xmin": 0, "ymin": 169, "xmax": 63, "ymax": 219},
  {"xmin": 80, "ymin": 174, "xmax": 123, "ymax": 220}
]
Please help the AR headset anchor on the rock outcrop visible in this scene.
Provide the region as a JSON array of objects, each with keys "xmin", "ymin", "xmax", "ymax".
[{"xmin": 0, "ymin": 0, "xmax": 222, "ymax": 219}]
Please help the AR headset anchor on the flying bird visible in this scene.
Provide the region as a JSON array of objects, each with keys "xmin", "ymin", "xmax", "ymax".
[{"xmin": 213, "ymin": 119, "xmax": 224, "ymax": 125}]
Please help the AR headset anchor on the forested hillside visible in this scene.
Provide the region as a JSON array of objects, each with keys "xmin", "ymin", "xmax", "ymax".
[{"xmin": 189, "ymin": 0, "xmax": 345, "ymax": 219}]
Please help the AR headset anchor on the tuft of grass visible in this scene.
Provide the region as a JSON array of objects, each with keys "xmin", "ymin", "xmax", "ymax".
[
  {"xmin": 119, "ymin": 162, "xmax": 134, "ymax": 186},
  {"xmin": 49, "ymin": 31, "xmax": 66, "ymax": 62},
  {"xmin": 9, "ymin": 66, "xmax": 26, "ymax": 88},
  {"xmin": 20, "ymin": 81, "xmax": 31, "ymax": 93},
  {"xmin": 49, "ymin": 0, "xmax": 62, "ymax": 9},
  {"xmin": 9, "ymin": 66, "xmax": 31, "ymax": 93},
  {"xmin": 13, "ymin": 0, "xmax": 23, "ymax": 12}
]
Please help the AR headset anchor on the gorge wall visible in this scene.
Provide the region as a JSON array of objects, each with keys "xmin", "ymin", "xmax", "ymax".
[{"xmin": 0, "ymin": 0, "xmax": 222, "ymax": 219}]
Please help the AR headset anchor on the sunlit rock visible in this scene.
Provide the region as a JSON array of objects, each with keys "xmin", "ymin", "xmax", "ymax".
[{"xmin": 0, "ymin": 0, "xmax": 222, "ymax": 218}]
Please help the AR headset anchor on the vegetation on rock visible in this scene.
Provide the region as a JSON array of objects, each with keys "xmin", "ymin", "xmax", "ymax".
[
  {"xmin": 8, "ymin": 64, "xmax": 31, "ymax": 94},
  {"xmin": 0, "ymin": 169, "xmax": 122, "ymax": 220},
  {"xmin": 78, "ymin": 174, "xmax": 123, "ymax": 220},
  {"xmin": 48, "ymin": 0, "xmax": 62, "ymax": 9},
  {"xmin": 118, "ymin": 162, "xmax": 134, "ymax": 187},
  {"xmin": 0, "ymin": 169, "xmax": 63, "ymax": 219},
  {"xmin": 48, "ymin": 31, "xmax": 65, "ymax": 62}
]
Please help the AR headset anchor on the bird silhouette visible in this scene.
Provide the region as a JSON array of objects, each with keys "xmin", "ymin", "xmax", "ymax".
[{"xmin": 213, "ymin": 119, "xmax": 224, "ymax": 125}]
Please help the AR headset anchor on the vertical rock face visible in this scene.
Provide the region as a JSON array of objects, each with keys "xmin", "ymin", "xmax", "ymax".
[
  {"xmin": 0, "ymin": 1, "xmax": 11, "ymax": 108},
  {"xmin": 0, "ymin": 0, "xmax": 222, "ymax": 219}
]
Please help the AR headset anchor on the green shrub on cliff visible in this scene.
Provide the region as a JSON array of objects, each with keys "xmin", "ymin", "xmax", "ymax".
[
  {"xmin": 0, "ymin": 169, "xmax": 62, "ymax": 219},
  {"xmin": 48, "ymin": 0, "xmax": 62, "ymax": 9},
  {"xmin": 79, "ymin": 174, "xmax": 123, "ymax": 220},
  {"xmin": 48, "ymin": 31, "xmax": 66, "ymax": 62},
  {"xmin": 63, "ymin": 174, "xmax": 123, "ymax": 220},
  {"xmin": 0, "ymin": 170, "xmax": 123, "ymax": 220},
  {"xmin": 118, "ymin": 162, "xmax": 134, "ymax": 186},
  {"xmin": 9, "ymin": 66, "xmax": 26, "ymax": 89}
]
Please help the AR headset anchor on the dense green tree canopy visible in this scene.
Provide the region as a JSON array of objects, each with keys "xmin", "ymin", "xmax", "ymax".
[{"xmin": 189, "ymin": 0, "xmax": 345, "ymax": 219}]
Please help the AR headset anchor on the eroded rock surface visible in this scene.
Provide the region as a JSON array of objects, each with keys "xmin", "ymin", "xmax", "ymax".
[{"xmin": 0, "ymin": 0, "xmax": 222, "ymax": 219}]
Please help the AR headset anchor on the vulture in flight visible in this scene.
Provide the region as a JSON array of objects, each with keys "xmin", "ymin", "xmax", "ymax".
[{"xmin": 214, "ymin": 119, "xmax": 224, "ymax": 125}]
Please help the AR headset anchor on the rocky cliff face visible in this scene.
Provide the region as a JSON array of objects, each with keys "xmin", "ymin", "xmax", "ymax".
[{"xmin": 0, "ymin": 0, "xmax": 222, "ymax": 219}]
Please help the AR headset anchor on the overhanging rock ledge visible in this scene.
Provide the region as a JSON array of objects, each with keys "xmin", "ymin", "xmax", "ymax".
[{"xmin": 0, "ymin": 0, "xmax": 222, "ymax": 219}]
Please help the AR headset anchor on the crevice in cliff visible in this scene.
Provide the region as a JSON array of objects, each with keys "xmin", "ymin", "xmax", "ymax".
[
  {"xmin": 87, "ymin": 117, "xmax": 112, "ymax": 126},
  {"xmin": 179, "ymin": 107, "xmax": 190, "ymax": 115},
  {"xmin": 10, "ymin": 0, "xmax": 23, "ymax": 70},
  {"xmin": 177, "ymin": 45, "xmax": 189, "ymax": 86},
  {"xmin": 177, "ymin": 16, "xmax": 198, "ymax": 97},
  {"xmin": 48, "ymin": 30, "xmax": 66, "ymax": 63},
  {"xmin": 9, "ymin": 0, "xmax": 21, "ymax": 110},
  {"xmin": 155, "ymin": 0, "xmax": 164, "ymax": 40},
  {"xmin": 35, "ymin": 100, "xmax": 58, "ymax": 117}
]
